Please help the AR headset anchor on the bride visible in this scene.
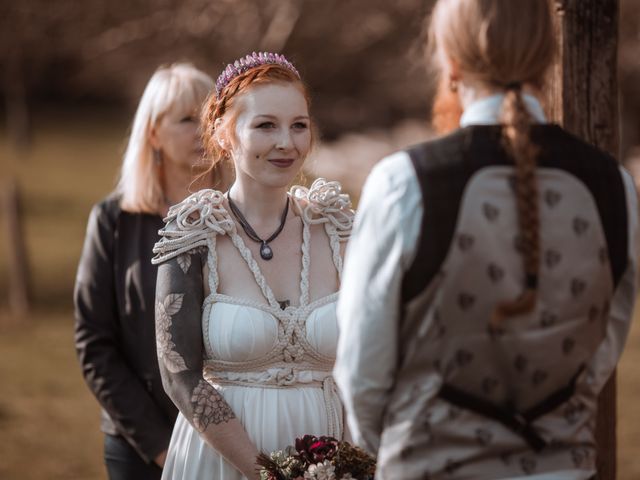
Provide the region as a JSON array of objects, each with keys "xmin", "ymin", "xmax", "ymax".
[{"xmin": 152, "ymin": 52, "xmax": 353, "ymax": 480}]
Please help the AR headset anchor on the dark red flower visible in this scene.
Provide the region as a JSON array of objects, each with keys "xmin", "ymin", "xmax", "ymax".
[{"xmin": 295, "ymin": 435, "xmax": 339, "ymax": 463}]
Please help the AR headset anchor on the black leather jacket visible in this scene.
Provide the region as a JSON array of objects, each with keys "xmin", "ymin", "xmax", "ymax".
[{"xmin": 74, "ymin": 194, "xmax": 177, "ymax": 463}]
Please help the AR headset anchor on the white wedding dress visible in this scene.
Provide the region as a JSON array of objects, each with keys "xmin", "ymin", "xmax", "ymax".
[{"xmin": 159, "ymin": 181, "xmax": 352, "ymax": 480}]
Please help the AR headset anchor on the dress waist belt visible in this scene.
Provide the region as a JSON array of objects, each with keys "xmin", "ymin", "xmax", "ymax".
[
  {"xmin": 437, "ymin": 368, "xmax": 583, "ymax": 452},
  {"xmin": 205, "ymin": 372, "xmax": 344, "ymax": 440}
]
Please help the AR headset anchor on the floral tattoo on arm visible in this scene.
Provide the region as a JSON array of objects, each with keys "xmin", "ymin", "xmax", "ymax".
[
  {"xmin": 155, "ymin": 293, "xmax": 188, "ymax": 373},
  {"xmin": 156, "ymin": 250, "xmax": 237, "ymax": 431},
  {"xmin": 191, "ymin": 379, "xmax": 236, "ymax": 432}
]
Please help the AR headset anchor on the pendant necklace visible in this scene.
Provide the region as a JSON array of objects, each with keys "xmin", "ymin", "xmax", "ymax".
[{"xmin": 227, "ymin": 193, "xmax": 289, "ymax": 261}]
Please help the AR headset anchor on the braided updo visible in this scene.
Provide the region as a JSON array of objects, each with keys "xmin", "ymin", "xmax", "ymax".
[{"xmin": 199, "ymin": 63, "xmax": 313, "ymax": 185}]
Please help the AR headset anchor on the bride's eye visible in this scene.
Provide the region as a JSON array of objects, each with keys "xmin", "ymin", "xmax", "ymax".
[
  {"xmin": 292, "ymin": 122, "xmax": 308, "ymax": 130},
  {"xmin": 180, "ymin": 116, "xmax": 196, "ymax": 123},
  {"xmin": 256, "ymin": 122, "xmax": 276, "ymax": 129}
]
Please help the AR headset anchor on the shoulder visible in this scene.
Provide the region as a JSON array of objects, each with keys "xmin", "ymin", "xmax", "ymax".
[
  {"xmin": 404, "ymin": 128, "xmax": 473, "ymax": 176},
  {"xmin": 85, "ymin": 192, "xmax": 122, "ymax": 241},
  {"xmin": 164, "ymin": 189, "xmax": 232, "ymax": 232},
  {"xmin": 354, "ymin": 153, "xmax": 423, "ymax": 250},
  {"xmin": 369, "ymin": 151, "xmax": 416, "ymax": 190},
  {"xmin": 536, "ymin": 124, "xmax": 616, "ymax": 160},
  {"xmin": 361, "ymin": 151, "xmax": 422, "ymax": 213},
  {"xmin": 152, "ymin": 189, "xmax": 234, "ymax": 264},
  {"xmin": 619, "ymin": 165, "xmax": 639, "ymax": 235},
  {"xmin": 92, "ymin": 192, "xmax": 122, "ymax": 222},
  {"xmin": 289, "ymin": 178, "xmax": 354, "ymax": 241}
]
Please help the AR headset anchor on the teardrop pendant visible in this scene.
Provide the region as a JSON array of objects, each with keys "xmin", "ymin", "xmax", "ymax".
[{"xmin": 260, "ymin": 242, "xmax": 273, "ymax": 260}]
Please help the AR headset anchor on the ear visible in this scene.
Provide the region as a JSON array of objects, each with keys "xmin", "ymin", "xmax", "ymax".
[
  {"xmin": 447, "ymin": 56, "xmax": 461, "ymax": 82},
  {"xmin": 213, "ymin": 118, "xmax": 227, "ymax": 150},
  {"xmin": 149, "ymin": 123, "xmax": 162, "ymax": 150}
]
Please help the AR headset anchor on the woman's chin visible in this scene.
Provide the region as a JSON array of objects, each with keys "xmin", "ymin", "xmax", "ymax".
[{"xmin": 255, "ymin": 169, "xmax": 301, "ymax": 190}]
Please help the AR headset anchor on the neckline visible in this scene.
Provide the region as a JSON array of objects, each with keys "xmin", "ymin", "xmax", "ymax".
[
  {"xmin": 225, "ymin": 193, "xmax": 311, "ymax": 310},
  {"xmin": 209, "ymin": 292, "xmax": 338, "ymax": 318},
  {"xmin": 203, "ymin": 292, "xmax": 339, "ymax": 363}
]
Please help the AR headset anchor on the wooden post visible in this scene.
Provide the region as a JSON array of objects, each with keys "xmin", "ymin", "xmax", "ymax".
[
  {"xmin": 2, "ymin": 179, "xmax": 30, "ymax": 317},
  {"xmin": 4, "ymin": 47, "xmax": 31, "ymax": 153},
  {"xmin": 546, "ymin": 1, "xmax": 619, "ymax": 478}
]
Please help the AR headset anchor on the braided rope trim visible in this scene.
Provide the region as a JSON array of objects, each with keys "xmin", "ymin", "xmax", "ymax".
[
  {"xmin": 227, "ymin": 229, "xmax": 278, "ymax": 308},
  {"xmin": 152, "ymin": 189, "xmax": 234, "ymax": 264},
  {"xmin": 289, "ymin": 178, "xmax": 354, "ymax": 243},
  {"xmin": 300, "ymin": 220, "xmax": 311, "ymax": 306}
]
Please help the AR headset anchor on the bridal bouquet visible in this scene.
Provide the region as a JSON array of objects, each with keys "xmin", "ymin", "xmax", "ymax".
[{"xmin": 256, "ymin": 435, "xmax": 376, "ymax": 480}]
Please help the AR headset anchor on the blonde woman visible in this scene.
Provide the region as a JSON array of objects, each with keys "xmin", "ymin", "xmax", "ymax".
[
  {"xmin": 335, "ymin": 1, "xmax": 639, "ymax": 479},
  {"xmin": 74, "ymin": 63, "xmax": 229, "ymax": 480}
]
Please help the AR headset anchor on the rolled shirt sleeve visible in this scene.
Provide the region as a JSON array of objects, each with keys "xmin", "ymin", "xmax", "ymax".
[{"xmin": 334, "ymin": 152, "xmax": 423, "ymax": 453}]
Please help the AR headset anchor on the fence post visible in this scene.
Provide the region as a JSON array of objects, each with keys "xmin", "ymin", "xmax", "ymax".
[
  {"xmin": 2, "ymin": 179, "xmax": 30, "ymax": 318},
  {"xmin": 546, "ymin": 1, "xmax": 619, "ymax": 478}
]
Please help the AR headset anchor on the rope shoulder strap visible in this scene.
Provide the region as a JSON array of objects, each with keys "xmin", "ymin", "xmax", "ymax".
[
  {"xmin": 290, "ymin": 178, "xmax": 354, "ymax": 279},
  {"xmin": 152, "ymin": 189, "xmax": 235, "ymax": 264},
  {"xmin": 289, "ymin": 178, "xmax": 354, "ymax": 242}
]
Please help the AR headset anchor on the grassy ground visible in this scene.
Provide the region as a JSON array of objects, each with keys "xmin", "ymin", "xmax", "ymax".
[
  {"xmin": 0, "ymin": 313, "xmax": 104, "ymax": 480},
  {"xmin": 618, "ymin": 308, "xmax": 640, "ymax": 477},
  {"xmin": 0, "ymin": 110, "xmax": 124, "ymax": 479},
  {"xmin": 0, "ymin": 111, "xmax": 639, "ymax": 479},
  {"xmin": 1, "ymin": 311, "xmax": 639, "ymax": 480}
]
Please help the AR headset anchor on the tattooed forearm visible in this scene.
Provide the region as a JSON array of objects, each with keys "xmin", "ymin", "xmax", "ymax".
[
  {"xmin": 155, "ymin": 292, "xmax": 188, "ymax": 373},
  {"xmin": 191, "ymin": 379, "xmax": 236, "ymax": 432},
  {"xmin": 156, "ymin": 251, "xmax": 236, "ymax": 432}
]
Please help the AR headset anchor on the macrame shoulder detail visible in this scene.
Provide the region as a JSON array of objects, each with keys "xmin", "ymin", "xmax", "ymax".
[
  {"xmin": 152, "ymin": 189, "xmax": 234, "ymax": 264},
  {"xmin": 289, "ymin": 178, "xmax": 354, "ymax": 241}
]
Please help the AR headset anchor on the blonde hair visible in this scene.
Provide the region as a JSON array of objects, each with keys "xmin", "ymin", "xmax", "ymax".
[
  {"xmin": 429, "ymin": 0, "xmax": 555, "ymax": 329},
  {"xmin": 116, "ymin": 63, "xmax": 214, "ymax": 213}
]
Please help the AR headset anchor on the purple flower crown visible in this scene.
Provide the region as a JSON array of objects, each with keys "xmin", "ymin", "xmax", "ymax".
[{"xmin": 215, "ymin": 51, "xmax": 300, "ymax": 96}]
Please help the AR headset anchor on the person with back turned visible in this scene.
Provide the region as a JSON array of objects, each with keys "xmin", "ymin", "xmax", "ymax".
[{"xmin": 334, "ymin": 1, "xmax": 639, "ymax": 478}]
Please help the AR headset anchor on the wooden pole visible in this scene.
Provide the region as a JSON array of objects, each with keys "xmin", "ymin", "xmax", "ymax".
[
  {"xmin": 546, "ymin": 1, "xmax": 619, "ymax": 478},
  {"xmin": 2, "ymin": 179, "xmax": 30, "ymax": 318},
  {"xmin": 4, "ymin": 46, "xmax": 31, "ymax": 153}
]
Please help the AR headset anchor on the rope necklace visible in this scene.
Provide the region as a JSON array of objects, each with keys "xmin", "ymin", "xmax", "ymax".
[{"xmin": 227, "ymin": 193, "xmax": 289, "ymax": 261}]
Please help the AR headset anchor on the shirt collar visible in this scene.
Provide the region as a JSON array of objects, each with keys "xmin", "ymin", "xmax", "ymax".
[{"xmin": 459, "ymin": 93, "xmax": 547, "ymax": 127}]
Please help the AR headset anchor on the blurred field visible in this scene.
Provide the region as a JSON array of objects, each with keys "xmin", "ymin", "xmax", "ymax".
[
  {"xmin": 0, "ymin": 108, "xmax": 127, "ymax": 309},
  {"xmin": 0, "ymin": 313, "xmax": 104, "ymax": 480},
  {"xmin": 0, "ymin": 112, "xmax": 639, "ymax": 479},
  {"xmin": 0, "ymin": 109, "xmax": 126, "ymax": 480}
]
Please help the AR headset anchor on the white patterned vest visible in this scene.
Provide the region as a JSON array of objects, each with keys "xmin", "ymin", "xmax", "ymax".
[{"xmin": 378, "ymin": 125, "xmax": 629, "ymax": 479}]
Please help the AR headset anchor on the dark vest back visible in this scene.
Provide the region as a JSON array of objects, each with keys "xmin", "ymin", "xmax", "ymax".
[{"xmin": 401, "ymin": 124, "xmax": 628, "ymax": 305}]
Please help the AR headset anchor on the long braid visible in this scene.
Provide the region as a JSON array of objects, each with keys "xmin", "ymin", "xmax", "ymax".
[{"xmin": 490, "ymin": 87, "xmax": 541, "ymax": 332}]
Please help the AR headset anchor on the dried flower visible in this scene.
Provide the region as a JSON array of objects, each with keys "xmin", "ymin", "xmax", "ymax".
[
  {"xmin": 257, "ymin": 435, "xmax": 376, "ymax": 480},
  {"xmin": 304, "ymin": 460, "xmax": 336, "ymax": 480}
]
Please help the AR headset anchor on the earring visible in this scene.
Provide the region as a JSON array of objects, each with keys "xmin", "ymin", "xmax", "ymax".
[
  {"xmin": 449, "ymin": 78, "xmax": 459, "ymax": 93},
  {"xmin": 153, "ymin": 149, "xmax": 163, "ymax": 165}
]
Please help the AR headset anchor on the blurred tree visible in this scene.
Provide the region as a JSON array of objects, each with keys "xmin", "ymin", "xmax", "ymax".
[
  {"xmin": 619, "ymin": 0, "xmax": 640, "ymax": 157},
  {"xmin": 0, "ymin": 0, "xmax": 432, "ymax": 143},
  {"xmin": 0, "ymin": 0, "xmax": 638, "ymax": 147}
]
